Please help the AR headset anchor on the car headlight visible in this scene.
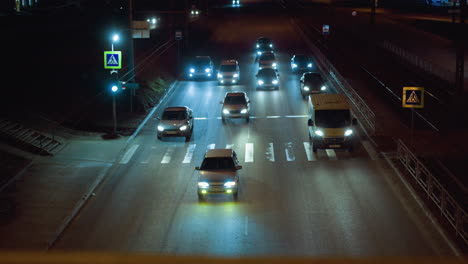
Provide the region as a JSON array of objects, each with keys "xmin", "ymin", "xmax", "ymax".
[
  {"xmin": 321, "ymin": 86, "xmax": 327, "ymax": 91},
  {"xmin": 269, "ymin": 44, "xmax": 273, "ymax": 48},
  {"xmin": 179, "ymin": 125, "xmax": 187, "ymax": 131},
  {"xmin": 272, "ymin": 80, "xmax": 278, "ymax": 84},
  {"xmin": 303, "ymin": 86, "xmax": 310, "ymax": 91},
  {"xmin": 307, "ymin": 63, "xmax": 312, "ymax": 68},
  {"xmin": 240, "ymin": 109, "xmax": 248, "ymax": 114},
  {"xmin": 205, "ymin": 68, "xmax": 211, "ymax": 73},
  {"xmin": 344, "ymin": 129, "xmax": 353, "ymax": 136},
  {"xmin": 272, "ymin": 63, "xmax": 277, "ymax": 67},
  {"xmin": 257, "ymin": 51, "xmax": 261, "ymax": 55},
  {"xmin": 157, "ymin": 125, "xmax": 164, "ymax": 132},
  {"xmin": 218, "ymin": 73, "xmax": 223, "ymax": 78},
  {"xmin": 258, "ymin": 80, "xmax": 264, "ymax": 85},
  {"xmin": 292, "ymin": 63, "xmax": 297, "ymax": 68},
  {"xmin": 224, "ymin": 181, "xmax": 236, "ymax": 188},
  {"xmin": 223, "ymin": 109, "xmax": 230, "ymax": 114},
  {"xmin": 256, "ymin": 44, "xmax": 259, "ymax": 48},
  {"xmin": 190, "ymin": 68, "xmax": 195, "ymax": 73},
  {"xmin": 198, "ymin": 182, "xmax": 209, "ymax": 188},
  {"xmin": 233, "ymin": 73, "xmax": 239, "ymax": 78},
  {"xmin": 314, "ymin": 130, "xmax": 324, "ymax": 137}
]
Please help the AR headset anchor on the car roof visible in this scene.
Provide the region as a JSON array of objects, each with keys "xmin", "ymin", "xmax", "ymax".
[
  {"xmin": 257, "ymin": 37, "xmax": 271, "ymax": 42},
  {"xmin": 205, "ymin": 149, "xmax": 234, "ymax": 158},
  {"xmin": 225, "ymin": 92, "xmax": 246, "ymax": 97},
  {"xmin": 195, "ymin": 56, "xmax": 211, "ymax": 61},
  {"xmin": 164, "ymin": 106, "xmax": 189, "ymax": 112},
  {"xmin": 258, "ymin": 68, "xmax": 276, "ymax": 73},
  {"xmin": 220, "ymin": 60, "xmax": 238, "ymax": 65},
  {"xmin": 303, "ymin": 72, "xmax": 321, "ymax": 77}
]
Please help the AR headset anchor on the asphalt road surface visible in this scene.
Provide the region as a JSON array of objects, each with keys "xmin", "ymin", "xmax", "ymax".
[{"xmin": 52, "ymin": 1, "xmax": 455, "ymax": 256}]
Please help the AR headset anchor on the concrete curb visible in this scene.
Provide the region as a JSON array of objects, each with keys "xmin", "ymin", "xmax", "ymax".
[{"xmin": 46, "ymin": 79, "xmax": 180, "ymax": 250}]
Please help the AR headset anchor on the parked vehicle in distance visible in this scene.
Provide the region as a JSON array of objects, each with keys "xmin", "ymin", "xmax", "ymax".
[
  {"xmin": 157, "ymin": 106, "xmax": 194, "ymax": 141},
  {"xmin": 291, "ymin": 54, "xmax": 313, "ymax": 73},
  {"xmin": 300, "ymin": 72, "xmax": 328, "ymax": 98},
  {"xmin": 196, "ymin": 149, "xmax": 242, "ymax": 201},
  {"xmin": 217, "ymin": 59, "xmax": 240, "ymax": 85},
  {"xmin": 256, "ymin": 68, "xmax": 280, "ymax": 90},
  {"xmin": 258, "ymin": 52, "xmax": 277, "ymax": 70},
  {"xmin": 220, "ymin": 92, "xmax": 250, "ymax": 122},
  {"xmin": 307, "ymin": 94, "xmax": 357, "ymax": 152},
  {"xmin": 188, "ymin": 56, "xmax": 214, "ymax": 80}
]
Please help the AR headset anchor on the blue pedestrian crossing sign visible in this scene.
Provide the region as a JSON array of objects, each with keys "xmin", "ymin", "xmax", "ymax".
[
  {"xmin": 104, "ymin": 51, "xmax": 122, "ymax": 69},
  {"xmin": 402, "ymin": 87, "xmax": 424, "ymax": 108}
]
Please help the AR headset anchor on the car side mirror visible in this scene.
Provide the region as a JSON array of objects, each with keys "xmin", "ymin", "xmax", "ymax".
[
  {"xmin": 255, "ymin": 74, "xmax": 258, "ymax": 77},
  {"xmin": 308, "ymin": 119, "xmax": 314, "ymax": 126},
  {"xmin": 195, "ymin": 166, "xmax": 200, "ymax": 170},
  {"xmin": 220, "ymin": 101, "xmax": 223, "ymax": 104},
  {"xmin": 236, "ymin": 165, "xmax": 243, "ymax": 170},
  {"xmin": 247, "ymin": 100, "xmax": 251, "ymax": 103},
  {"xmin": 352, "ymin": 118, "xmax": 358, "ymax": 126},
  {"xmin": 277, "ymin": 73, "xmax": 280, "ymax": 76}
]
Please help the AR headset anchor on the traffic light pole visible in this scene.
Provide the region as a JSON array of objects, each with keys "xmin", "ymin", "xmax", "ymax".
[{"xmin": 128, "ymin": 0, "xmax": 135, "ymax": 112}]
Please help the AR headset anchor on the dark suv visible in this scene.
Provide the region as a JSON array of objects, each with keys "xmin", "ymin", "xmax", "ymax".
[
  {"xmin": 300, "ymin": 72, "xmax": 328, "ymax": 98},
  {"xmin": 188, "ymin": 56, "xmax": 214, "ymax": 80}
]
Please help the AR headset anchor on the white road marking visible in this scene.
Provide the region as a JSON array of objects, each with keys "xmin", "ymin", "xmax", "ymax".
[
  {"xmin": 285, "ymin": 142, "xmax": 295, "ymax": 161},
  {"xmin": 285, "ymin": 115, "xmax": 308, "ymax": 118},
  {"xmin": 207, "ymin": 143, "xmax": 215, "ymax": 150},
  {"xmin": 161, "ymin": 147, "xmax": 175, "ymax": 164},
  {"xmin": 182, "ymin": 144, "xmax": 196, "ymax": 163},
  {"xmin": 266, "ymin": 116, "xmax": 280, "ymax": 118},
  {"xmin": 266, "ymin": 142, "xmax": 275, "ymax": 162},
  {"xmin": 194, "ymin": 117, "xmax": 208, "ymax": 120},
  {"xmin": 303, "ymin": 142, "xmax": 315, "ymax": 161},
  {"xmin": 362, "ymin": 140, "xmax": 378, "ymax": 160},
  {"xmin": 245, "ymin": 216, "xmax": 248, "ymax": 236},
  {"xmin": 245, "ymin": 143, "xmax": 254, "ymax": 163},
  {"xmin": 325, "ymin": 149, "xmax": 338, "ymax": 160},
  {"xmin": 120, "ymin": 144, "xmax": 139, "ymax": 164},
  {"xmin": 226, "ymin": 144, "xmax": 234, "ymax": 149},
  {"xmin": 151, "ymin": 146, "xmax": 157, "ymax": 149}
]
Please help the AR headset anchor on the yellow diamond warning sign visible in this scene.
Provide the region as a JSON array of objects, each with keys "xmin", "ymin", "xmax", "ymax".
[{"xmin": 402, "ymin": 87, "xmax": 424, "ymax": 108}]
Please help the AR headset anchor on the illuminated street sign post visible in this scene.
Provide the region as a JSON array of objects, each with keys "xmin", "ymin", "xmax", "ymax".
[
  {"xmin": 402, "ymin": 87, "xmax": 425, "ymax": 148},
  {"xmin": 322, "ymin": 25, "xmax": 329, "ymax": 35},
  {"xmin": 175, "ymin": 29, "xmax": 183, "ymax": 70}
]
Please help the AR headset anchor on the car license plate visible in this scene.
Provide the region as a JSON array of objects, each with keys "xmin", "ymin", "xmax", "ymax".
[
  {"xmin": 329, "ymin": 144, "xmax": 341, "ymax": 148},
  {"xmin": 166, "ymin": 131, "xmax": 177, "ymax": 134}
]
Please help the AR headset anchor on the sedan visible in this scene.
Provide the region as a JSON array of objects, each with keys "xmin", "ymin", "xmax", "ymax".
[
  {"xmin": 291, "ymin": 54, "xmax": 313, "ymax": 73},
  {"xmin": 256, "ymin": 68, "xmax": 280, "ymax": 90}
]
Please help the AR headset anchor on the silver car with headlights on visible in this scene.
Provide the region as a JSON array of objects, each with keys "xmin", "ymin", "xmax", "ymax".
[
  {"xmin": 196, "ymin": 149, "xmax": 242, "ymax": 201},
  {"xmin": 220, "ymin": 92, "xmax": 250, "ymax": 122},
  {"xmin": 157, "ymin": 106, "xmax": 194, "ymax": 141}
]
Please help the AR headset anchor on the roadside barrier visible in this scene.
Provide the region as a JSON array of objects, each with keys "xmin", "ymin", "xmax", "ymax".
[{"xmin": 396, "ymin": 139, "xmax": 467, "ymax": 247}]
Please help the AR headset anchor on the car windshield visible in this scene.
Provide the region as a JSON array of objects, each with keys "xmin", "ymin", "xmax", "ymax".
[
  {"xmin": 305, "ymin": 74, "xmax": 324, "ymax": 83},
  {"xmin": 295, "ymin": 56, "xmax": 309, "ymax": 63},
  {"xmin": 315, "ymin": 110, "xmax": 350, "ymax": 128},
  {"xmin": 161, "ymin": 110, "xmax": 186, "ymax": 120},
  {"xmin": 200, "ymin": 157, "xmax": 236, "ymax": 170},
  {"xmin": 257, "ymin": 38, "xmax": 270, "ymax": 44},
  {"xmin": 193, "ymin": 59, "xmax": 210, "ymax": 67},
  {"xmin": 220, "ymin": 65, "xmax": 237, "ymax": 72},
  {"xmin": 260, "ymin": 54, "xmax": 275, "ymax": 60},
  {"xmin": 258, "ymin": 69, "xmax": 276, "ymax": 78},
  {"xmin": 225, "ymin": 95, "xmax": 246, "ymax": 104}
]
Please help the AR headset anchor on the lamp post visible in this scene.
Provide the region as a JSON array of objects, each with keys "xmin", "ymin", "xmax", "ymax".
[{"xmin": 110, "ymin": 33, "xmax": 120, "ymax": 136}]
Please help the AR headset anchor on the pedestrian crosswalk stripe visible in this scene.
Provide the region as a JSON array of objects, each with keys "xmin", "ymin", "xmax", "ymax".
[
  {"xmin": 245, "ymin": 143, "xmax": 254, "ymax": 162},
  {"xmin": 266, "ymin": 142, "xmax": 275, "ymax": 162},
  {"xmin": 303, "ymin": 142, "xmax": 315, "ymax": 161},
  {"xmin": 285, "ymin": 142, "xmax": 295, "ymax": 161},
  {"xmin": 161, "ymin": 147, "xmax": 175, "ymax": 163},
  {"xmin": 120, "ymin": 144, "xmax": 139, "ymax": 164},
  {"xmin": 325, "ymin": 149, "xmax": 338, "ymax": 160},
  {"xmin": 182, "ymin": 144, "xmax": 196, "ymax": 163},
  {"xmin": 207, "ymin": 143, "xmax": 215, "ymax": 150}
]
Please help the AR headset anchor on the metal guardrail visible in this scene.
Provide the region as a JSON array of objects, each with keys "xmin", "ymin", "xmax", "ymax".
[
  {"xmin": 396, "ymin": 139, "xmax": 468, "ymax": 246},
  {"xmin": 290, "ymin": 18, "xmax": 376, "ymax": 135}
]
